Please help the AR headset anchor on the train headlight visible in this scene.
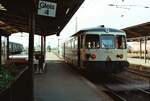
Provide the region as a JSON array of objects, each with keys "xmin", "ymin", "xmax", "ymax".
[{"xmin": 91, "ymin": 53, "xmax": 96, "ymax": 59}]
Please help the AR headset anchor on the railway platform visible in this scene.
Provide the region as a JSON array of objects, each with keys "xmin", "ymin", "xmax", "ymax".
[
  {"xmin": 127, "ymin": 58, "xmax": 150, "ymax": 72},
  {"xmin": 128, "ymin": 58, "xmax": 150, "ymax": 67},
  {"xmin": 34, "ymin": 52, "xmax": 112, "ymax": 101}
]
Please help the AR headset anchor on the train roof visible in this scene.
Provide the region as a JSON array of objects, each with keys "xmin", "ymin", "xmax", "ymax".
[{"xmin": 72, "ymin": 27, "xmax": 125, "ymax": 36}]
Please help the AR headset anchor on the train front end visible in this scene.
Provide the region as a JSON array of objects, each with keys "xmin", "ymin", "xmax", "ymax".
[{"xmin": 81, "ymin": 30, "xmax": 129, "ymax": 74}]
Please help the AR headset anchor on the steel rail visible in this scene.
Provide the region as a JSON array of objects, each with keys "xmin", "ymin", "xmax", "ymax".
[
  {"xmin": 103, "ymin": 85, "xmax": 127, "ymax": 101},
  {"xmin": 127, "ymin": 69, "xmax": 150, "ymax": 78},
  {"xmin": 138, "ymin": 88, "xmax": 150, "ymax": 95}
]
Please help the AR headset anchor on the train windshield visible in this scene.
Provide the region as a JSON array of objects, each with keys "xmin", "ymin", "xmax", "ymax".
[
  {"xmin": 101, "ymin": 35, "xmax": 115, "ymax": 49},
  {"xmin": 116, "ymin": 35, "xmax": 126, "ymax": 49},
  {"xmin": 85, "ymin": 34, "xmax": 100, "ymax": 49}
]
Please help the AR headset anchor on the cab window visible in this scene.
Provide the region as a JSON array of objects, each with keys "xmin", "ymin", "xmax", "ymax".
[
  {"xmin": 101, "ymin": 35, "xmax": 115, "ymax": 49},
  {"xmin": 85, "ymin": 34, "xmax": 100, "ymax": 49},
  {"xmin": 116, "ymin": 35, "xmax": 126, "ymax": 49}
]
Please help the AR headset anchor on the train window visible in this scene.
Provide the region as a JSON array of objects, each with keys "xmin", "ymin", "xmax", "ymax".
[
  {"xmin": 116, "ymin": 35, "xmax": 126, "ymax": 49},
  {"xmin": 85, "ymin": 34, "xmax": 100, "ymax": 49},
  {"xmin": 101, "ymin": 35, "xmax": 115, "ymax": 49}
]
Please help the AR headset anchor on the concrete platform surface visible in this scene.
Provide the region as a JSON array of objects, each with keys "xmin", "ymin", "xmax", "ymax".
[
  {"xmin": 128, "ymin": 58, "xmax": 150, "ymax": 67},
  {"xmin": 34, "ymin": 52, "xmax": 112, "ymax": 101}
]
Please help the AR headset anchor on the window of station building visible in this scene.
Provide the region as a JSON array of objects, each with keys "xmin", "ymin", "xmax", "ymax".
[
  {"xmin": 74, "ymin": 37, "xmax": 78, "ymax": 49},
  {"xmin": 85, "ymin": 34, "xmax": 100, "ymax": 49},
  {"xmin": 69, "ymin": 40, "xmax": 72, "ymax": 48},
  {"xmin": 65, "ymin": 42, "xmax": 69, "ymax": 48},
  {"xmin": 71, "ymin": 39, "xmax": 74, "ymax": 49},
  {"xmin": 116, "ymin": 35, "xmax": 126, "ymax": 49}
]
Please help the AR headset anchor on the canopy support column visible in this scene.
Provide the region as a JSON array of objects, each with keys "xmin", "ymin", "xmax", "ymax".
[
  {"xmin": 58, "ymin": 38, "xmax": 60, "ymax": 55},
  {"xmin": 41, "ymin": 35, "xmax": 44, "ymax": 55},
  {"xmin": 44, "ymin": 36, "xmax": 46, "ymax": 61},
  {"xmin": 28, "ymin": 4, "xmax": 35, "ymax": 101},
  {"xmin": 144, "ymin": 36, "xmax": 147, "ymax": 63},
  {"xmin": 0, "ymin": 33, "xmax": 1, "ymax": 65},
  {"xmin": 39, "ymin": 35, "xmax": 45, "ymax": 71},
  {"xmin": 140, "ymin": 39, "xmax": 142, "ymax": 59},
  {"xmin": 7, "ymin": 36, "xmax": 9, "ymax": 60}
]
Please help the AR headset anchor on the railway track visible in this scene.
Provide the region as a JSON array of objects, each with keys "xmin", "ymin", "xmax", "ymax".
[
  {"xmin": 91, "ymin": 75, "xmax": 150, "ymax": 101},
  {"xmin": 103, "ymin": 85, "xmax": 127, "ymax": 101},
  {"xmin": 138, "ymin": 88, "xmax": 150, "ymax": 95},
  {"xmin": 145, "ymin": 89, "xmax": 150, "ymax": 94},
  {"xmin": 127, "ymin": 68, "xmax": 150, "ymax": 78},
  {"xmin": 104, "ymin": 86, "xmax": 150, "ymax": 101},
  {"xmin": 70, "ymin": 63, "xmax": 150, "ymax": 101}
]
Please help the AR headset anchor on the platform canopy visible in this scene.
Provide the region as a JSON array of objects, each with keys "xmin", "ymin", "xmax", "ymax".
[
  {"xmin": 122, "ymin": 22, "xmax": 150, "ymax": 38},
  {"xmin": 0, "ymin": 0, "xmax": 84, "ymax": 36}
]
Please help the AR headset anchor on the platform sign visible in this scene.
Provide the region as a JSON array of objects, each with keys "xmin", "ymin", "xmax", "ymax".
[{"xmin": 38, "ymin": 0, "xmax": 57, "ymax": 17}]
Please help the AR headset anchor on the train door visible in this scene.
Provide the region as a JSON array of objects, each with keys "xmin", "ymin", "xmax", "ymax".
[
  {"xmin": 77, "ymin": 35, "xmax": 81, "ymax": 67},
  {"xmin": 78, "ymin": 33, "xmax": 86, "ymax": 69}
]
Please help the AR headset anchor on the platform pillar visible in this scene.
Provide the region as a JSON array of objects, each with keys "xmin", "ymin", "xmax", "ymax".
[
  {"xmin": 38, "ymin": 34, "xmax": 45, "ymax": 71},
  {"xmin": 0, "ymin": 32, "xmax": 1, "ymax": 65},
  {"xmin": 58, "ymin": 38, "xmax": 60, "ymax": 55},
  {"xmin": 44, "ymin": 36, "xmax": 46, "ymax": 61},
  {"xmin": 41, "ymin": 35, "xmax": 44, "ymax": 54},
  {"xmin": 28, "ymin": 3, "xmax": 35, "ymax": 100},
  {"xmin": 7, "ymin": 36, "xmax": 9, "ymax": 60},
  {"xmin": 144, "ymin": 36, "xmax": 147, "ymax": 63},
  {"xmin": 140, "ymin": 39, "xmax": 142, "ymax": 59}
]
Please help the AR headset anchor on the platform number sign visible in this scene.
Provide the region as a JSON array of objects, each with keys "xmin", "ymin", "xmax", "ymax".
[{"xmin": 38, "ymin": 0, "xmax": 57, "ymax": 17}]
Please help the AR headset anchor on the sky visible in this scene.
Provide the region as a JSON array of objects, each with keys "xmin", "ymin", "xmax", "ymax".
[{"xmin": 10, "ymin": 0, "xmax": 150, "ymax": 48}]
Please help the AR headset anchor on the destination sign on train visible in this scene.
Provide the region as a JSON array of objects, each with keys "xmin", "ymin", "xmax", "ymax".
[{"xmin": 38, "ymin": 0, "xmax": 57, "ymax": 17}]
